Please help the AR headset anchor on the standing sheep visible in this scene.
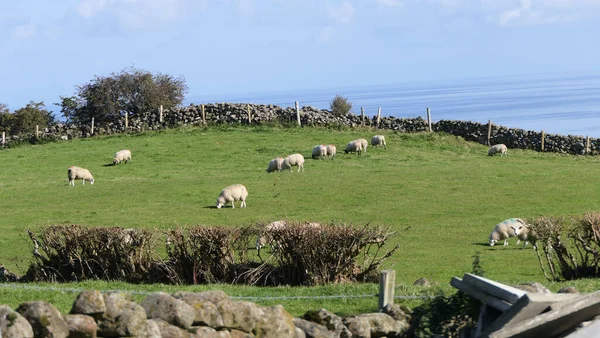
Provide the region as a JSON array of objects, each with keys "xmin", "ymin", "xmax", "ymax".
[
  {"xmin": 282, "ymin": 154, "xmax": 305, "ymax": 172},
  {"xmin": 312, "ymin": 145, "xmax": 327, "ymax": 160},
  {"xmin": 488, "ymin": 144, "xmax": 508, "ymax": 157},
  {"xmin": 216, "ymin": 184, "xmax": 248, "ymax": 209},
  {"xmin": 344, "ymin": 140, "xmax": 363, "ymax": 155},
  {"xmin": 326, "ymin": 144, "xmax": 337, "ymax": 159},
  {"xmin": 371, "ymin": 135, "xmax": 387, "ymax": 149},
  {"xmin": 489, "ymin": 218, "xmax": 525, "ymax": 246},
  {"xmin": 266, "ymin": 157, "xmax": 284, "ymax": 173},
  {"xmin": 357, "ymin": 138, "xmax": 368, "ymax": 153},
  {"xmin": 113, "ymin": 149, "xmax": 132, "ymax": 165},
  {"xmin": 68, "ymin": 166, "xmax": 95, "ymax": 186},
  {"xmin": 511, "ymin": 222, "xmax": 537, "ymax": 248}
]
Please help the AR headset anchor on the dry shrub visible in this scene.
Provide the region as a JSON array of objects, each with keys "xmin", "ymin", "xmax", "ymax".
[{"xmin": 23, "ymin": 225, "xmax": 169, "ymax": 283}]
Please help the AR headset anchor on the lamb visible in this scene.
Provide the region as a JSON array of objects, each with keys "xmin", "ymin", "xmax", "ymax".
[
  {"xmin": 312, "ymin": 145, "xmax": 327, "ymax": 160},
  {"xmin": 113, "ymin": 149, "xmax": 132, "ymax": 165},
  {"xmin": 357, "ymin": 138, "xmax": 368, "ymax": 153},
  {"xmin": 489, "ymin": 218, "xmax": 525, "ymax": 246},
  {"xmin": 344, "ymin": 140, "xmax": 363, "ymax": 155},
  {"xmin": 511, "ymin": 221, "xmax": 537, "ymax": 248},
  {"xmin": 371, "ymin": 135, "xmax": 387, "ymax": 149},
  {"xmin": 282, "ymin": 153, "xmax": 305, "ymax": 172},
  {"xmin": 68, "ymin": 166, "xmax": 95, "ymax": 186},
  {"xmin": 488, "ymin": 144, "xmax": 508, "ymax": 157},
  {"xmin": 216, "ymin": 184, "xmax": 248, "ymax": 209},
  {"xmin": 266, "ymin": 157, "xmax": 284, "ymax": 173},
  {"xmin": 326, "ymin": 144, "xmax": 337, "ymax": 159}
]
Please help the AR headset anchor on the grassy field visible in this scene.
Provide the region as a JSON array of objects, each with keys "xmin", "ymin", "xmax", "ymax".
[{"xmin": 1, "ymin": 125, "xmax": 600, "ymax": 316}]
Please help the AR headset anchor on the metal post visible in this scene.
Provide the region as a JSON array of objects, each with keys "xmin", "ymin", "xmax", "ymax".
[
  {"xmin": 378, "ymin": 270, "xmax": 396, "ymax": 310},
  {"xmin": 295, "ymin": 101, "xmax": 301, "ymax": 126}
]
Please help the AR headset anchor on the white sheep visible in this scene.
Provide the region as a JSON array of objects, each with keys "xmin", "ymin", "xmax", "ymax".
[
  {"xmin": 312, "ymin": 145, "xmax": 327, "ymax": 160},
  {"xmin": 216, "ymin": 184, "xmax": 248, "ymax": 209},
  {"xmin": 68, "ymin": 166, "xmax": 95, "ymax": 186},
  {"xmin": 282, "ymin": 153, "xmax": 305, "ymax": 172},
  {"xmin": 256, "ymin": 221, "xmax": 322, "ymax": 254},
  {"xmin": 266, "ymin": 157, "xmax": 284, "ymax": 173},
  {"xmin": 326, "ymin": 144, "xmax": 337, "ymax": 159},
  {"xmin": 344, "ymin": 140, "xmax": 363, "ymax": 155},
  {"xmin": 511, "ymin": 221, "xmax": 536, "ymax": 248},
  {"xmin": 357, "ymin": 138, "xmax": 368, "ymax": 153},
  {"xmin": 371, "ymin": 135, "xmax": 387, "ymax": 149},
  {"xmin": 489, "ymin": 218, "xmax": 525, "ymax": 246},
  {"xmin": 488, "ymin": 144, "xmax": 508, "ymax": 157},
  {"xmin": 113, "ymin": 149, "xmax": 132, "ymax": 165}
]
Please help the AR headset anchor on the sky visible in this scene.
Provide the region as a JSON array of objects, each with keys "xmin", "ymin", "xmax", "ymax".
[{"xmin": 1, "ymin": 0, "xmax": 599, "ymax": 118}]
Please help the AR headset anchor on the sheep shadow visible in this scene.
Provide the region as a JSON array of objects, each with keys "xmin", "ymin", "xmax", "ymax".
[
  {"xmin": 203, "ymin": 205, "xmax": 218, "ymax": 209},
  {"xmin": 472, "ymin": 242, "xmax": 490, "ymax": 247},
  {"xmin": 102, "ymin": 163, "xmax": 116, "ymax": 167}
]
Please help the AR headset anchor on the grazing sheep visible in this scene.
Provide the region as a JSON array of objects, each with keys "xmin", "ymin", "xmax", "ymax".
[
  {"xmin": 357, "ymin": 138, "xmax": 368, "ymax": 153},
  {"xmin": 216, "ymin": 184, "xmax": 248, "ymax": 209},
  {"xmin": 371, "ymin": 135, "xmax": 387, "ymax": 149},
  {"xmin": 488, "ymin": 144, "xmax": 508, "ymax": 157},
  {"xmin": 68, "ymin": 166, "xmax": 95, "ymax": 186},
  {"xmin": 282, "ymin": 153, "xmax": 305, "ymax": 172},
  {"xmin": 344, "ymin": 140, "xmax": 363, "ymax": 155},
  {"xmin": 266, "ymin": 157, "xmax": 284, "ymax": 173},
  {"xmin": 489, "ymin": 218, "xmax": 525, "ymax": 246},
  {"xmin": 511, "ymin": 221, "xmax": 537, "ymax": 248},
  {"xmin": 113, "ymin": 149, "xmax": 132, "ymax": 165},
  {"xmin": 326, "ymin": 144, "xmax": 337, "ymax": 159},
  {"xmin": 312, "ymin": 145, "xmax": 327, "ymax": 160}
]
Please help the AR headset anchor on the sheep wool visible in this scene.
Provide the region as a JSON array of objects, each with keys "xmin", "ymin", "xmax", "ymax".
[
  {"xmin": 489, "ymin": 218, "xmax": 524, "ymax": 246},
  {"xmin": 282, "ymin": 154, "xmax": 305, "ymax": 172},
  {"xmin": 326, "ymin": 144, "xmax": 337, "ymax": 159},
  {"xmin": 357, "ymin": 138, "xmax": 368, "ymax": 153},
  {"xmin": 488, "ymin": 144, "xmax": 508, "ymax": 157},
  {"xmin": 68, "ymin": 166, "xmax": 95, "ymax": 186},
  {"xmin": 113, "ymin": 149, "xmax": 132, "ymax": 165},
  {"xmin": 216, "ymin": 184, "xmax": 248, "ymax": 209},
  {"xmin": 511, "ymin": 221, "xmax": 537, "ymax": 248},
  {"xmin": 266, "ymin": 157, "xmax": 284, "ymax": 173},
  {"xmin": 312, "ymin": 145, "xmax": 327, "ymax": 160},
  {"xmin": 371, "ymin": 135, "xmax": 387, "ymax": 149},
  {"xmin": 344, "ymin": 140, "xmax": 363, "ymax": 155}
]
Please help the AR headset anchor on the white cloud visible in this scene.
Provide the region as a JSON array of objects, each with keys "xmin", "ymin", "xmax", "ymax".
[
  {"xmin": 76, "ymin": 0, "xmax": 109, "ymax": 19},
  {"xmin": 11, "ymin": 23, "xmax": 37, "ymax": 40},
  {"xmin": 376, "ymin": 0, "xmax": 401, "ymax": 7},
  {"xmin": 327, "ymin": 2, "xmax": 354, "ymax": 25},
  {"xmin": 499, "ymin": 0, "xmax": 531, "ymax": 25}
]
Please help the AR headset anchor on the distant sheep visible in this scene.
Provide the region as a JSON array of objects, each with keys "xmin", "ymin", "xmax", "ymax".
[
  {"xmin": 357, "ymin": 138, "xmax": 368, "ymax": 153},
  {"xmin": 282, "ymin": 154, "xmax": 305, "ymax": 172},
  {"xmin": 488, "ymin": 144, "xmax": 508, "ymax": 157},
  {"xmin": 266, "ymin": 157, "xmax": 284, "ymax": 173},
  {"xmin": 344, "ymin": 140, "xmax": 363, "ymax": 155},
  {"xmin": 326, "ymin": 145, "xmax": 337, "ymax": 159},
  {"xmin": 216, "ymin": 184, "xmax": 248, "ymax": 209},
  {"xmin": 312, "ymin": 145, "xmax": 327, "ymax": 160},
  {"xmin": 68, "ymin": 166, "xmax": 95, "ymax": 186},
  {"xmin": 511, "ymin": 221, "xmax": 537, "ymax": 248},
  {"xmin": 113, "ymin": 149, "xmax": 132, "ymax": 165},
  {"xmin": 371, "ymin": 135, "xmax": 387, "ymax": 149},
  {"xmin": 489, "ymin": 218, "xmax": 525, "ymax": 246}
]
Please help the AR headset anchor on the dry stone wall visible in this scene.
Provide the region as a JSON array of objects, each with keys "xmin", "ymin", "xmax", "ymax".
[{"xmin": 1, "ymin": 103, "xmax": 598, "ymax": 155}]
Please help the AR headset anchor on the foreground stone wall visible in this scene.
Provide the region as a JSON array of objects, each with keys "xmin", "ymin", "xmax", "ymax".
[
  {"xmin": 0, "ymin": 290, "xmax": 410, "ymax": 338},
  {"xmin": 2, "ymin": 103, "xmax": 598, "ymax": 155}
]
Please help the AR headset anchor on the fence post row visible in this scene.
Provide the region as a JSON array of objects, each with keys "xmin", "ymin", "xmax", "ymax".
[
  {"xmin": 487, "ymin": 120, "xmax": 492, "ymax": 146},
  {"xmin": 377, "ymin": 107, "xmax": 381, "ymax": 129},
  {"xmin": 426, "ymin": 108, "xmax": 432, "ymax": 132},
  {"xmin": 378, "ymin": 269, "xmax": 396, "ymax": 310},
  {"xmin": 295, "ymin": 101, "xmax": 301, "ymax": 127}
]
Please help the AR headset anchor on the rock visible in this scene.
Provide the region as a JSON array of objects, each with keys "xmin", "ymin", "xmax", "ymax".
[
  {"xmin": 70, "ymin": 290, "xmax": 106, "ymax": 317},
  {"xmin": 0, "ymin": 304, "xmax": 34, "ymax": 338},
  {"xmin": 149, "ymin": 319, "xmax": 191, "ymax": 338},
  {"xmin": 303, "ymin": 308, "xmax": 351, "ymax": 338},
  {"xmin": 63, "ymin": 314, "xmax": 97, "ymax": 338},
  {"xmin": 226, "ymin": 301, "xmax": 263, "ymax": 332},
  {"xmin": 142, "ymin": 292, "xmax": 195, "ymax": 329},
  {"xmin": 145, "ymin": 319, "xmax": 162, "ymax": 337},
  {"xmin": 514, "ymin": 282, "xmax": 551, "ymax": 294},
  {"xmin": 382, "ymin": 303, "xmax": 411, "ymax": 322},
  {"xmin": 229, "ymin": 329, "xmax": 254, "ymax": 338},
  {"xmin": 0, "ymin": 264, "xmax": 19, "ymax": 282},
  {"xmin": 558, "ymin": 286, "xmax": 579, "ymax": 294},
  {"xmin": 172, "ymin": 291, "xmax": 225, "ymax": 327},
  {"xmin": 413, "ymin": 277, "xmax": 430, "ymax": 286},
  {"xmin": 189, "ymin": 326, "xmax": 233, "ymax": 337},
  {"xmin": 254, "ymin": 305, "xmax": 296, "ymax": 338},
  {"xmin": 16, "ymin": 301, "xmax": 69, "ymax": 338},
  {"xmin": 96, "ymin": 292, "xmax": 148, "ymax": 337},
  {"xmin": 293, "ymin": 318, "xmax": 336, "ymax": 338},
  {"xmin": 343, "ymin": 313, "xmax": 408, "ymax": 338}
]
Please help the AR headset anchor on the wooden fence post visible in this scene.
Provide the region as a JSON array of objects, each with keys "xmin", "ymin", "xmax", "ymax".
[
  {"xmin": 36, "ymin": 125, "xmax": 39, "ymax": 138},
  {"xmin": 1, "ymin": 131, "xmax": 5, "ymax": 147},
  {"xmin": 376, "ymin": 107, "xmax": 381, "ymax": 129},
  {"xmin": 91, "ymin": 117, "xmax": 95, "ymax": 135},
  {"xmin": 487, "ymin": 120, "xmax": 492, "ymax": 146},
  {"xmin": 361, "ymin": 107, "xmax": 365, "ymax": 126},
  {"xmin": 295, "ymin": 101, "xmax": 301, "ymax": 126},
  {"xmin": 159, "ymin": 105, "xmax": 163, "ymax": 123},
  {"xmin": 541, "ymin": 130, "xmax": 545, "ymax": 152},
  {"xmin": 125, "ymin": 113, "xmax": 128, "ymax": 130},
  {"xmin": 247, "ymin": 104, "xmax": 252, "ymax": 125},
  {"xmin": 201, "ymin": 104, "xmax": 206, "ymax": 126},
  {"xmin": 378, "ymin": 270, "xmax": 396, "ymax": 310},
  {"xmin": 427, "ymin": 108, "xmax": 432, "ymax": 132},
  {"xmin": 586, "ymin": 136, "xmax": 591, "ymax": 154}
]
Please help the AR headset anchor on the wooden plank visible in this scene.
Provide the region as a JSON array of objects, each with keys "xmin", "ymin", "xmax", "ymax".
[
  {"xmin": 462, "ymin": 273, "xmax": 526, "ymax": 304},
  {"xmin": 489, "ymin": 291, "xmax": 600, "ymax": 338},
  {"xmin": 450, "ymin": 277, "xmax": 512, "ymax": 312}
]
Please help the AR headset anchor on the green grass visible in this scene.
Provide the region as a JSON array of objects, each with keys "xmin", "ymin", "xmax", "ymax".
[{"xmin": 1, "ymin": 125, "xmax": 600, "ymax": 316}]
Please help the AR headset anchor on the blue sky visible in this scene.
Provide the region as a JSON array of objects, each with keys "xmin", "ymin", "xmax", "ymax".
[{"xmin": 1, "ymin": 0, "xmax": 599, "ymax": 115}]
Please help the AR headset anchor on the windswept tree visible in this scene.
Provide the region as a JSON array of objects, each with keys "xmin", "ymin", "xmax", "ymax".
[
  {"xmin": 329, "ymin": 94, "xmax": 353, "ymax": 117},
  {"xmin": 56, "ymin": 67, "xmax": 188, "ymax": 124},
  {"xmin": 11, "ymin": 101, "xmax": 55, "ymax": 134}
]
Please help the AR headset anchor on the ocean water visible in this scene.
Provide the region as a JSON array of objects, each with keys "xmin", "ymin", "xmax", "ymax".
[{"xmin": 190, "ymin": 72, "xmax": 600, "ymax": 138}]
